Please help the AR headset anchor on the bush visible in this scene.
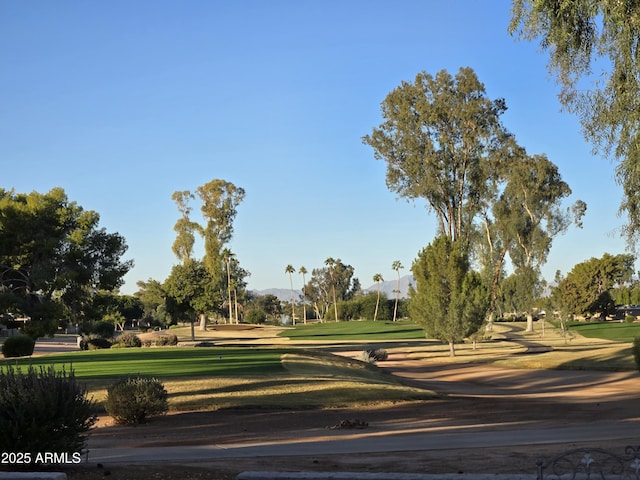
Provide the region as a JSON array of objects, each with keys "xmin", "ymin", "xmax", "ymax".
[
  {"xmin": 1, "ymin": 334, "xmax": 35, "ymax": 358},
  {"xmin": 113, "ymin": 331, "xmax": 141, "ymax": 348},
  {"xmin": 633, "ymin": 337, "xmax": 640, "ymax": 371},
  {"xmin": 0, "ymin": 365, "xmax": 95, "ymax": 457},
  {"xmin": 625, "ymin": 315, "xmax": 636, "ymax": 324},
  {"xmin": 245, "ymin": 308, "xmax": 267, "ymax": 324},
  {"xmin": 153, "ymin": 333, "xmax": 178, "ymax": 346},
  {"xmin": 359, "ymin": 348, "xmax": 388, "ymax": 363},
  {"xmin": 79, "ymin": 334, "xmax": 112, "ymax": 350},
  {"xmin": 105, "ymin": 376, "xmax": 169, "ymax": 425},
  {"xmin": 92, "ymin": 320, "xmax": 115, "ymax": 338}
]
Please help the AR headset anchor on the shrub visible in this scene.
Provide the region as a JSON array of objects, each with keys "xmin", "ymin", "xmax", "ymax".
[
  {"xmin": 1, "ymin": 335, "xmax": 35, "ymax": 358},
  {"xmin": 360, "ymin": 348, "xmax": 388, "ymax": 363},
  {"xmin": 79, "ymin": 334, "xmax": 112, "ymax": 350},
  {"xmin": 113, "ymin": 331, "xmax": 142, "ymax": 348},
  {"xmin": 0, "ymin": 365, "xmax": 95, "ymax": 457},
  {"xmin": 153, "ymin": 333, "xmax": 178, "ymax": 346},
  {"xmin": 245, "ymin": 308, "xmax": 267, "ymax": 324},
  {"xmin": 633, "ymin": 337, "xmax": 640, "ymax": 371},
  {"xmin": 92, "ymin": 320, "xmax": 115, "ymax": 338},
  {"xmin": 105, "ymin": 376, "xmax": 169, "ymax": 425},
  {"xmin": 625, "ymin": 315, "xmax": 636, "ymax": 324}
]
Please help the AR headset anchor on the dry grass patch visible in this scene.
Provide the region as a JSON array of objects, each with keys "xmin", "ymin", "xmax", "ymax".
[{"xmin": 84, "ymin": 349, "xmax": 436, "ymax": 413}]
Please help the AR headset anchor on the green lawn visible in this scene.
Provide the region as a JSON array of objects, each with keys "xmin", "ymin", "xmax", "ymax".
[
  {"xmin": 569, "ymin": 321, "xmax": 640, "ymax": 342},
  {"xmin": 280, "ymin": 320, "xmax": 425, "ymax": 340},
  {"xmin": 0, "ymin": 345, "xmax": 437, "ymax": 411},
  {"xmin": 0, "ymin": 346, "xmax": 287, "ymax": 379}
]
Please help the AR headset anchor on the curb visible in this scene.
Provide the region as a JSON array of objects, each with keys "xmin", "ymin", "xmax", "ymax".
[
  {"xmin": 0, "ymin": 474, "xmax": 66, "ymax": 480},
  {"xmin": 237, "ymin": 473, "xmax": 535, "ymax": 480}
]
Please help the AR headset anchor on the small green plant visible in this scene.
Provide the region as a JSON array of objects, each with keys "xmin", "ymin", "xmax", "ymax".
[
  {"xmin": 632, "ymin": 337, "xmax": 640, "ymax": 371},
  {"xmin": 1, "ymin": 334, "xmax": 35, "ymax": 358},
  {"xmin": 625, "ymin": 315, "xmax": 636, "ymax": 324},
  {"xmin": 0, "ymin": 365, "xmax": 95, "ymax": 456},
  {"xmin": 105, "ymin": 376, "xmax": 169, "ymax": 425}
]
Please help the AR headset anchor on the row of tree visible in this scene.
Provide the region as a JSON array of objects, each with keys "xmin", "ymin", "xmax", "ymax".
[
  {"xmin": 0, "ymin": 188, "xmax": 135, "ymax": 337},
  {"xmin": 363, "ymin": 66, "xmax": 587, "ymax": 355}
]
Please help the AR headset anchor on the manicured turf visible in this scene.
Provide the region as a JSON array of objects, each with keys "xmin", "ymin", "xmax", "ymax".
[
  {"xmin": 280, "ymin": 320, "xmax": 425, "ymax": 340},
  {"xmin": 570, "ymin": 321, "xmax": 640, "ymax": 342},
  {"xmin": 0, "ymin": 346, "xmax": 287, "ymax": 379}
]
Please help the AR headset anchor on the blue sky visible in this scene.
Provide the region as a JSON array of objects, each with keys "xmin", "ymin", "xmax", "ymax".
[{"xmin": 1, "ymin": 1, "xmax": 628, "ymax": 294}]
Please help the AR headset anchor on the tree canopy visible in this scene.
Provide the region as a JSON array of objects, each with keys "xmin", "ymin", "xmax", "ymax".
[
  {"xmin": 510, "ymin": 0, "xmax": 640, "ymax": 245},
  {"xmin": 553, "ymin": 253, "xmax": 635, "ymax": 318},
  {"xmin": 167, "ymin": 179, "xmax": 247, "ymax": 329},
  {"xmin": 366, "ymin": 66, "xmax": 584, "ymax": 339},
  {"xmin": 409, "ymin": 235, "xmax": 488, "ymax": 356},
  {"xmin": 363, "ymin": 67, "xmax": 509, "ymax": 247},
  {"xmin": 0, "ymin": 187, "xmax": 132, "ymax": 334}
]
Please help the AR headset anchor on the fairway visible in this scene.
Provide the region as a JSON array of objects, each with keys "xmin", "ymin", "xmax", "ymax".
[
  {"xmin": 0, "ymin": 346, "xmax": 287, "ymax": 379},
  {"xmin": 281, "ymin": 320, "xmax": 425, "ymax": 340},
  {"xmin": 570, "ymin": 321, "xmax": 640, "ymax": 342}
]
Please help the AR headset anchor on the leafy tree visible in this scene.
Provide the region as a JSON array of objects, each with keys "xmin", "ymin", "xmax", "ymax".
[
  {"xmin": 510, "ymin": 0, "xmax": 640, "ymax": 245},
  {"xmin": 324, "ymin": 257, "xmax": 339, "ymax": 322},
  {"xmin": 0, "ymin": 187, "xmax": 132, "ymax": 335},
  {"xmin": 489, "ymin": 146, "xmax": 586, "ymax": 330},
  {"xmin": 553, "ymin": 253, "xmax": 635, "ymax": 319},
  {"xmin": 170, "ymin": 179, "xmax": 246, "ymax": 330},
  {"xmin": 102, "ymin": 312, "xmax": 126, "ymax": 332},
  {"xmin": 409, "ymin": 235, "xmax": 488, "ymax": 357},
  {"xmin": 135, "ymin": 279, "xmax": 171, "ymax": 327},
  {"xmin": 372, "ymin": 273, "xmax": 383, "ymax": 321},
  {"xmin": 91, "ymin": 292, "xmax": 144, "ymax": 330},
  {"xmin": 500, "ymin": 266, "xmax": 543, "ymax": 319},
  {"xmin": 163, "ymin": 260, "xmax": 220, "ymax": 340},
  {"xmin": 306, "ymin": 259, "xmax": 359, "ymax": 322},
  {"xmin": 196, "ymin": 180, "xmax": 245, "ymax": 285},
  {"xmin": 363, "ymin": 67, "xmax": 509, "ymax": 248},
  {"xmin": 171, "ymin": 190, "xmax": 198, "ymax": 263},
  {"xmin": 247, "ymin": 294, "xmax": 282, "ymax": 323}
]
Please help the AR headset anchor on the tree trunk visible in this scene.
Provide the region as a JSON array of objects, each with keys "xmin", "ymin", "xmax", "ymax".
[
  {"xmin": 374, "ymin": 291, "xmax": 380, "ymax": 321},
  {"xmin": 190, "ymin": 321, "xmax": 195, "ymax": 341},
  {"xmin": 526, "ymin": 311, "xmax": 534, "ymax": 332},
  {"xmin": 449, "ymin": 341, "xmax": 456, "ymax": 357},
  {"xmin": 486, "ymin": 310, "xmax": 495, "ymax": 332},
  {"xmin": 199, "ymin": 313, "xmax": 207, "ymax": 331}
]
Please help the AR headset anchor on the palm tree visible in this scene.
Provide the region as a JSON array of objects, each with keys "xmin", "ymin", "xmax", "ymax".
[
  {"xmin": 285, "ymin": 264, "xmax": 296, "ymax": 325},
  {"xmin": 373, "ymin": 273, "xmax": 383, "ymax": 321},
  {"xmin": 299, "ymin": 266, "xmax": 308, "ymax": 324},
  {"xmin": 223, "ymin": 249, "xmax": 234, "ymax": 324},
  {"xmin": 392, "ymin": 260, "xmax": 403, "ymax": 322},
  {"xmin": 325, "ymin": 257, "xmax": 339, "ymax": 321}
]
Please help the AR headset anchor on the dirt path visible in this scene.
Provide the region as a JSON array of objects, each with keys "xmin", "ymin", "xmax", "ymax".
[
  {"xmin": 83, "ymin": 351, "xmax": 640, "ymax": 478},
  {"xmin": 26, "ymin": 328, "xmax": 640, "ymax": 478}
]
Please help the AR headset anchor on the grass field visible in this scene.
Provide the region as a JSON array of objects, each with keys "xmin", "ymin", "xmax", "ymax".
[
  {"xmin": 280, "ymin": 320, "xmax": 425, "ymax": 340},
  {"xmin": 0, "ymin": 345, "xmax": 436, "ymax": 411},
  {"xmin": 1, "ymin": 346, "xmax": 286, "ymax": 378},
  {"xmin": 1, "ymin": 318, "xmax": 637, "ymax": 413},
  {"xmin": 569, "ymin": 321, "xmax": 640, "ymax": 342}
]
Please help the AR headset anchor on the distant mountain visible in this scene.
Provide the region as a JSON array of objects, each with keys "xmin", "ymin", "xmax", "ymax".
[
  {"xmin": 363, "ymin": 274, "xmax": 414, "ymax": 299},
  {"xmin": 251, "ymin": 274, "xmax": 414, "ymax": 303},
  {"xmin": 251, "ymin": 288, "xmax": 302, "ymax": 303}
]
